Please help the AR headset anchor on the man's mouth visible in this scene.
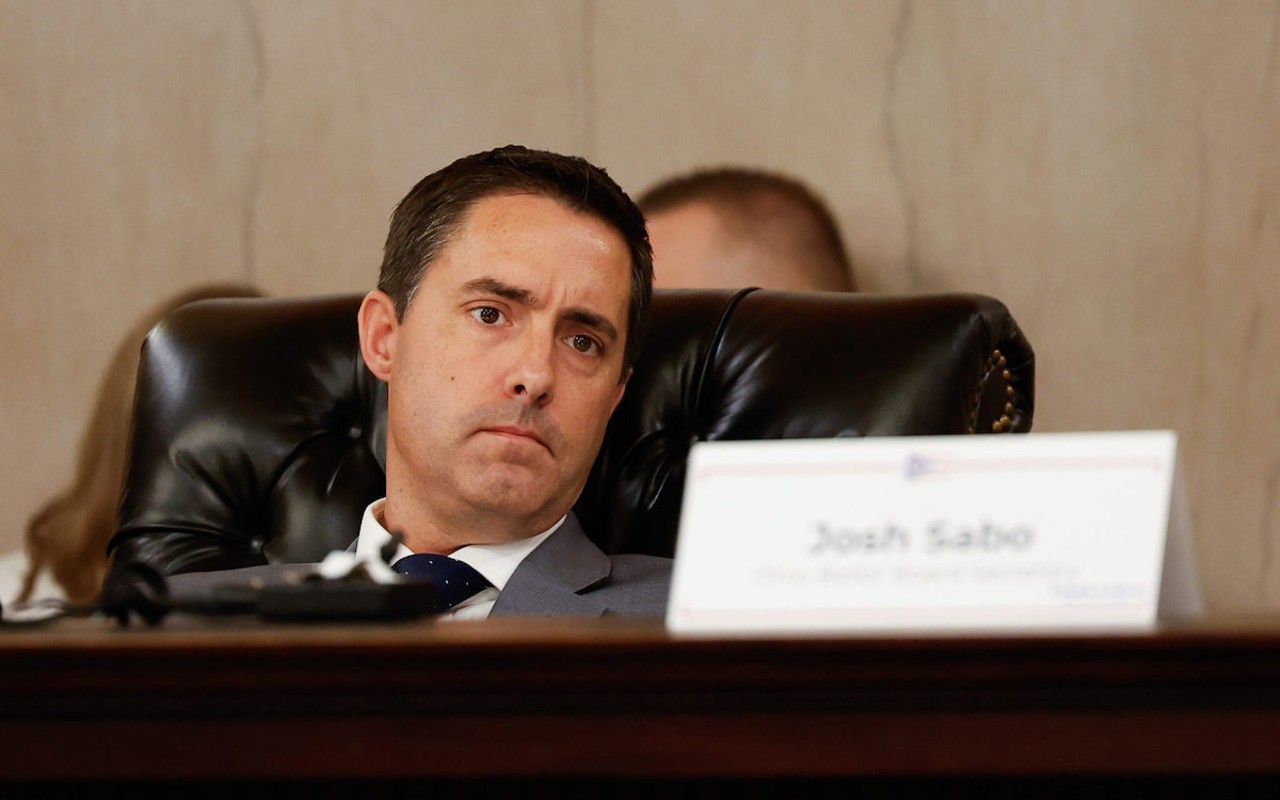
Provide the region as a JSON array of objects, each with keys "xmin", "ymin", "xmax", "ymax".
[{"xmin": 480, "ymin": 425, "xmax": 551, "ymax": 452}]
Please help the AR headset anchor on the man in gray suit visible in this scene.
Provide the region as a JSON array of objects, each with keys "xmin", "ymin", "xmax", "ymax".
[
  {"xmin": 354, "ymin": 145, "xmax": 668, "ymax": 618},
  {"xmin": 169, "ymin": 146, "xmax": 670, "ymax": 619}
]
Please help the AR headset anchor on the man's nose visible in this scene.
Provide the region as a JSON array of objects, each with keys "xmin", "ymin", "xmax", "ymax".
[{"xmin": 507, "ymin": 333, "xmax": 555, "ymax": 407}]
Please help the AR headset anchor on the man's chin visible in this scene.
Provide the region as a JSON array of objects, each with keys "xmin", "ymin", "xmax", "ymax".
[{"xmin": 461, "ymin": 472, "xmax": 564, "ymax": 527}]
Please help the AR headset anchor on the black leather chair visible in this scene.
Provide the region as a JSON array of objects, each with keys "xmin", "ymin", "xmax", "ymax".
[{"xmin": 106, "ymin": 289, "xmax": 1034, "ymax": 580}]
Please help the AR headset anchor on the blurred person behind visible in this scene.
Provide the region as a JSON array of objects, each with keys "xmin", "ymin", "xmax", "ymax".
[{"xmin": 638, "ymin": 167, "xmax": 855, "ymax": 292}]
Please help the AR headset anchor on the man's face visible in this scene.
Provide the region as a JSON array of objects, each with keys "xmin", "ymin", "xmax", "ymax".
[{"xmin": 360, "ymin": 192, "xmax": 632, "ymax": 550}]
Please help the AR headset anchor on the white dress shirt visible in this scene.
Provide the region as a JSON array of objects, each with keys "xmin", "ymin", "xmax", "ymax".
[{"xmin": 354, "ymin": 498, "xmax": 561, "ymax": 620}]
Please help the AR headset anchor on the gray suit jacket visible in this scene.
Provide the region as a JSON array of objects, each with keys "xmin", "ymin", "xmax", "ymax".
[
  {"xmin": 162, "ymin": 513, "xmax": 672, "ymax": 618},
  {"xmin": 492, "ymin": 513, "xmax": 671, "ymax": 617}
]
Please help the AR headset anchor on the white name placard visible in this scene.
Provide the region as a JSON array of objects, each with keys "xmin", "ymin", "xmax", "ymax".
[{"xmin": 667, "ymin": 431, "xmax": 1198, "ymax": 635}]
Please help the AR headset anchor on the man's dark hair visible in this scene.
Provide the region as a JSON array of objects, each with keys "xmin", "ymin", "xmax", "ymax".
[
  {"xmin": 380, "ymin": 145, "xmax": 654, "ymax": 374},
  {"xmin": 638, "ymin": 167, "xmax": 854, "ymax": 292}
]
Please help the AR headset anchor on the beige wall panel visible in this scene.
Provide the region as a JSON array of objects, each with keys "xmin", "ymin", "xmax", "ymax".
[
  {"xmin": 888, "ymin": 0, "xmax": 1280, "ymax": 613},
  {"xmin": 0, "ymin": 1, "xmax": 259, "ymax": 554},
  {"xmin": 248, "ymin": 0, "xmax": 589, "ymax": 296},
  {"xmin": 4, "ymin": 0, "xmax": 1277, "ymax": 619},
  {"xmin": 592, "ymin": 0, "xmax": 909, "ymax": 293},
  {"xmin": 1194, "ymin": 7, "xmax": 1280, "ymax": 610}
]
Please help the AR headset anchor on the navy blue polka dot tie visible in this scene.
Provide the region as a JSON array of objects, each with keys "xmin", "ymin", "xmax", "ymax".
[{"xmin": 392, "ymin": 554, "xmax": 491, "ymax": 613}]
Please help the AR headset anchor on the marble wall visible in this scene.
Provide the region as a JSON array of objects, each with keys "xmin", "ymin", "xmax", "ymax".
[{"xmin": 2, "ymin": 0, "xmax": 1277, "ymax": 613}]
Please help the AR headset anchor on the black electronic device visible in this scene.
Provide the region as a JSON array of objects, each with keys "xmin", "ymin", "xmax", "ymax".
[{"xmin": 253, "ymin": 578, "xmax": 437, "ymax": 621}]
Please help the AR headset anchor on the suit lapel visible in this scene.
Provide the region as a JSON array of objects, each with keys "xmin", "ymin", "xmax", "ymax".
[{"xmin": 491, "ymin": 514, "xmax": 612, "ymax": 617}]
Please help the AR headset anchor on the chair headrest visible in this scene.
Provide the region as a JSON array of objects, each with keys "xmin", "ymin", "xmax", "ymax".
[{"xmin": 110, "ymin": 289, "xmax": 1033, "ymax": 573}]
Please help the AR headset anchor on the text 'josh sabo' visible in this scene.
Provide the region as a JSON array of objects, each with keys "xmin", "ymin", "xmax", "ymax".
[{"xmin": 810, "ymin": 520, "xmax": 1035, "ymax": 555}]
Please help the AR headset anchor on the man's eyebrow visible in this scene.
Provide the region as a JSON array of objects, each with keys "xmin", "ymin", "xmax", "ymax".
[
  {"xmin": 563, "ymin": 308, "xmax": 619, "ymax": 344},
  {"xmin": 463, "ymin": 277, "xmax": 534, "ymax": 305}
]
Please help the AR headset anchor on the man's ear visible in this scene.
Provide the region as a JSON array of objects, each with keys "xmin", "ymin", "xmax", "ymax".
[
  {"xmin": 358, "ymin": 290, "xmax": 398, "ymax": 382},
  {"xmin": 610, "ymin": 368, "xmax": 631, "ymax": 415}
]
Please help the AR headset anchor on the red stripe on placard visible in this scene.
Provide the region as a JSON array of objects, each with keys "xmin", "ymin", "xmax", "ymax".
[{"xmin": 695, "ymin": 454, "xmax": 1166, "ymax": 482}]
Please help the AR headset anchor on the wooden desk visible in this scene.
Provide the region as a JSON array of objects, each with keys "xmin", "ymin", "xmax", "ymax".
[{"xmin": 4, "ymin": 615, "xmax": 1280, "ymax": 781}]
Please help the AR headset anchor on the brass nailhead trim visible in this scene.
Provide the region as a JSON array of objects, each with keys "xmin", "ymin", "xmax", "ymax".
[{"xmin": 971, "ymin": 348, "xmax": 1017, "ymax": 434}]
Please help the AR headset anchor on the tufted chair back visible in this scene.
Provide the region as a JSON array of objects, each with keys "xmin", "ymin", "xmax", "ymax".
[{"xmin": 107, "ymin": 289, "xmax": 1034, "ymax": 577}]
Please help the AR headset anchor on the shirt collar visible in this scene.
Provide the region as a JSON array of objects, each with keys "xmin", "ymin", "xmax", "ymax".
[{"xmin": 355, "ymin": 498, "xmax": 563, "ymax": 591}]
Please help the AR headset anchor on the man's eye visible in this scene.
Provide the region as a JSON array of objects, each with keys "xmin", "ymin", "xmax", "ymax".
[
  {"xmin": 567, "ymin": 334, "xmax": 600, "ymax": 354},
  {"xmin": 470, "ymin": 306, "xmax": 504, "ymax": 325}
]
